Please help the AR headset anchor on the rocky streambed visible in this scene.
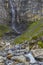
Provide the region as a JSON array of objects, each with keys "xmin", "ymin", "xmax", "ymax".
[{"xmin": 0, "ymin": 41, "xmax": 43, "ymax": 65}]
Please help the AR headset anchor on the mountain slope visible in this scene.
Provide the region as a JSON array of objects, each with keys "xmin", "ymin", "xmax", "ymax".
[{"xmin": 14, "ymin": 20, "xmax": 43, "ymax": 44}]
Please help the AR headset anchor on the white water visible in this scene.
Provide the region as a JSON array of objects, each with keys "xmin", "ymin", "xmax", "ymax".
[
  {"xmin": 25, "ymin": 52, "xmax": 37, "ymax": 63},
  {"xmin": 8, "ymin": 0, "xmax": 21, "ymax": 34}
]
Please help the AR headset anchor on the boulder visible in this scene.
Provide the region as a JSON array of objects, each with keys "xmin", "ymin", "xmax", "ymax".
[
  {"xmin": 31, "ymin": 49, "xmax": 43, "ymax": 61},
  {"xmin": 11, "ymin": 55, "xmax": 26, "ymax": 63}
]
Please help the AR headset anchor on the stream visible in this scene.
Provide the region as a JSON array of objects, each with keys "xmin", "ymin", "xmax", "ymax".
[{"xmin": 0, "ymin": 41, "xmax": 43, "ymax": 65}]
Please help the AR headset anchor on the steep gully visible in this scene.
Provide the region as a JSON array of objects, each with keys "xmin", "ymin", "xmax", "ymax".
[{"xmin": 8, "ymin": 0, "xmax": 27, "ymax": 35}]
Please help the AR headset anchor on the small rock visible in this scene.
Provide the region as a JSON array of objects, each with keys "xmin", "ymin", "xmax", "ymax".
[
  {"xmin": 7, "ymin": 53, "xmax": 13, "ymax": 60},
  {"xmin": 0, "ymin": 63, "xmax": 5, "ymax": 65},
  {"xmin": 11, "ymin": 55, "xmax": 26, "ymax": 63},
  {"xmin": 0, "ymin": 56, "xmax": 4, "ymax": 63}
]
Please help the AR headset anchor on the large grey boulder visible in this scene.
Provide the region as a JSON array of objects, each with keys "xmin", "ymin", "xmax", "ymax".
[{"xmin": 31, "ymin": 49, "xmax": 43, "ymax": 61}]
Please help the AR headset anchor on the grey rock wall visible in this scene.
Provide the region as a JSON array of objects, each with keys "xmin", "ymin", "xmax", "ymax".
[
  {"xmin": 0, "ymin": 0, "xmax": 9, "ymax": 24},
  {"xmin": 0, "ymin": 0, "xmax": 43, "ymax": 25},
  {"xmin": 14, "ymin": 0, "xmax": 43, "ymax": 21}
]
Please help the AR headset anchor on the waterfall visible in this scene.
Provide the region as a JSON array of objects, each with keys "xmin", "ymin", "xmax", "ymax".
[
  {"xmin": 8, "ymin": 0, "xmax": 21, "ymax": 34},
  {"xmin": 25, "ymin": 52, "xmax": 37, "ymax": 63}
]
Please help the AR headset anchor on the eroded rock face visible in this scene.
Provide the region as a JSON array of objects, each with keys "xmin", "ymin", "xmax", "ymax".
[
  {"xmin": 0, "ymin": 0, "xmax": 9, "ymax": 24},
  {"xmin": 15, "ymin": 0, "xmax": 43, "ymax": 21}
]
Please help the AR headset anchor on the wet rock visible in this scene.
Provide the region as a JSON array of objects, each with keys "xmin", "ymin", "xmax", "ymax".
[
  {"xmin": 0, "ymin": 51, "xmax": 6, "ymax": 56},
  {"xmin": 39, "ymin": 62, "xmax": 43, "ymax": 65},
  {"xmin": 31, "ymin": 49, "xmax": 43, "ymax": 57},
  {"xmin": 29, "ymin": 63, "xmax": 39, "ymax": 65},
  {"xmin": 5, "ymin": 60, "xmax": 13, "ymax": 65},
  {"xmin": 31, "ymin": 49, "xmax": 43, "ymax": 62},
  {"xmin": 25, "ymin": 52, "xmax": 37, "ymax": 64}
]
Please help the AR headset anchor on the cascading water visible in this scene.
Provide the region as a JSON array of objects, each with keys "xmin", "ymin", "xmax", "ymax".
[
  {"xmin": 2, "ymin": 0, "xmax": 28, "ymax": 35},
  {"xmin": 8, "ymin": 0, "xmax": 21, "ymax": 34},
  {"xmin": 8, "ymin": 0, "xmax": 28, "ymax": 35},
  {"xmin": 25, "ymin": 52, "xmax": 37, "ymax": 64}
]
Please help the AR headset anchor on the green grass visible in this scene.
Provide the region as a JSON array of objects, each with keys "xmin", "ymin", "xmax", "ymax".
[
  {"xmin": 38, "ymin": 41, "xmax": 43, "ymax": 48},
  {"xmin": 14, "ymin": 20, "xmax": 43, "ymax": 44},
  {"xmin": 0, "ymin": 24, "xmax": 10, "ymax": 37}
]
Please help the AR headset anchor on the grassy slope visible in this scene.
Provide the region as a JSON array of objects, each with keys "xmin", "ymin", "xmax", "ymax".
[
  {"xmin": 0, "ymin": 25, "xmax": 10, "ymax": 37},
  {"xmin": 14, "ymin": 20, "xmax": 43, "ymax": 44}
]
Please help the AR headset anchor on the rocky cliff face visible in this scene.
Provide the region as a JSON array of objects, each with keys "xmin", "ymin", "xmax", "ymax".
[
  {"xmin": 0, "ymin": 0, "xmax": 43, "ymax": 35},
  {"xmin": 14, "ymin": 0, "xmax": 43, "ymax": 22},
  {"xmin": 0, "ymin": 0, "xmax": 43, "ymax": 25},
  {"xmin": 0, "ymin": 0, "xmax": 9, "ymax": 24}
]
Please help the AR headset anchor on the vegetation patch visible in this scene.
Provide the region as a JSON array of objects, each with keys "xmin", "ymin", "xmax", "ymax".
[
  {"xmin": 0, "ymin": 24, "xmax": 10, "ymax": 37},
  {"xmin": 14, "ymin": 20, "xmax": 43, "ymax": 44},
  {"xmin": 38, "ymin": 41, "xmax": 43, "ymax": 48}
]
